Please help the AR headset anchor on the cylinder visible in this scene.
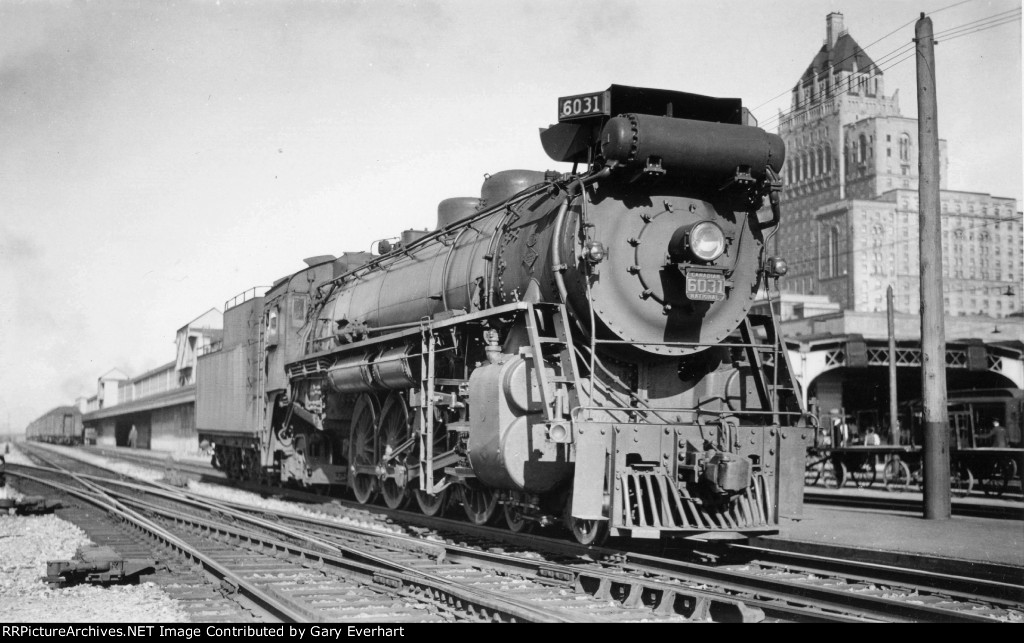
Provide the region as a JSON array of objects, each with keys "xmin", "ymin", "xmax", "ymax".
[
  {"xmin": 327, "ymin": 353, "xmax": 376, "ymax": 393},
  {"xmin": 370, "ymin": 346, "xmax": 420, "ymax": 390}
]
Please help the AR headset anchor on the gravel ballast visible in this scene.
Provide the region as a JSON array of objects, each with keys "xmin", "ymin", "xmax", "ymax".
[{"xmin": 1, "ymin": 442, "xmax": 189, "ymax": 623}]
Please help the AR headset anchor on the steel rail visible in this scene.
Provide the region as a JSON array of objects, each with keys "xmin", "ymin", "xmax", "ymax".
[
  {"xmin": 6, "ymin": 469, "xmax": 310, "ymax": 622},
  {"xmin": 25, "ymin": 448, "xmax": 1018, "ymax": 622},
  {"xmin": 109, "ymin": 492, "xmax": 574, "ymax": 623},
  {"xmin": 11, "ymin": 461, "xmax": 582, "ymax": 623},
  {"xmin": 802, "ymin": 490, "xmax": 1024, "ymax": 521},
  {"xmin": 143, "ymin": 465, "xmax": 1017, "ymax": 623},
  {"xmin": 610, "ymin": 550, "xmax": 1014, "ymax": 623},
  {"xmin": 261, "ymin": 506, "xmax": 874, "ymax": 624},
  {"xmin": 727, "ymin": 542, "xmax": 1024, "ymax": 604}
]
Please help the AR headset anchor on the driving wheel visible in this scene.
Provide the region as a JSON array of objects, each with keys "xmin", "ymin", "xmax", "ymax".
[
  {"xmin": 349, "ymin": 395, "xmax": 379, "ymax": 505},
  {"xmin": 378, "ymin": 394, "xmax": 411, "ymax": 510}
]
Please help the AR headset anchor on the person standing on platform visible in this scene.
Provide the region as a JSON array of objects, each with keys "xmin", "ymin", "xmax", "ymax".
[
  {"xmin": 831, "ymin": 414, "xmax": 849, "ymax": 447},
  {"xmin": 127, "ymin": 424, "xmax": 138, "ymax": 449}
]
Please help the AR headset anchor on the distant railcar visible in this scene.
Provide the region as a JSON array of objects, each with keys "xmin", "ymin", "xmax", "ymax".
[{"xmin": 26, "ymin": 406, "xmax": 84, "ymax": 445}]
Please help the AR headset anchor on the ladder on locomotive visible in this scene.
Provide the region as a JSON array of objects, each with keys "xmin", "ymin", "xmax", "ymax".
[
  {"xmin": 253, "ymin": 306, "xmax": 270, "ymax": 459},
  {"xmin": 417, "ymin": 317, "xmax": 437, "ymax": 494},
  {"xmin": 739, "ymin": 313, "xmax": 801, "ymax": 425},
  {"xmin": 524, "ymin": 303, "xmax": 582, "ymax": 422}
]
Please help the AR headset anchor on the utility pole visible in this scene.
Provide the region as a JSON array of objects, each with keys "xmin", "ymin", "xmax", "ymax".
[
  {"xmin": 887, "ymin": 285, "xmax": 899, "ymax": 445},
  {"xmin": 916, "ymin": 13, "xmax": 950, "ymax": 519}
]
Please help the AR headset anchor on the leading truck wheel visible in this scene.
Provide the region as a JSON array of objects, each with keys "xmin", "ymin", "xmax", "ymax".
[
  {"xmin": 568, "ymin": 517, "xmax": 608, "ymax": 546},
  {"xmin": 564, "ymin": 490, "xmax": 608, "ymax": 546},
  {"xmin": 349, "ymin": 395, "xmax": 379, "ymax": 505}
]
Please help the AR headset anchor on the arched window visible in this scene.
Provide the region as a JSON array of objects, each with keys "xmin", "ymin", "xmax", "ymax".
[
  {"xmin": 801, "ymin": 153, "xmax": 809, "ymax": 181},
  {"xmin": 858, "ymin": 134, "xmax": 868, "ymax": 164},
  {"xmin": 899, "ymin": 134, "xmax": 911, "ymax": 162},
  {"xmin": 810, "ymin": 150, "xmax": 817, "ymax": 177},
  {"xmin": 824, "ymin": 144, "xmax": 832, "ymax": 172}
]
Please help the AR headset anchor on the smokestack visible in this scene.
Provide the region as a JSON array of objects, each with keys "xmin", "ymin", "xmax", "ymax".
[{"xmin": 826, "ymin": 12, "xmax": 844, "ymax": 48}]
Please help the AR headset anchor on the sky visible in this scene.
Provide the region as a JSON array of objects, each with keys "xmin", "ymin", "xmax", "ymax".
[{"xmin": 1, "ymin": 0, "xmax": 1021, "ymax": 432}]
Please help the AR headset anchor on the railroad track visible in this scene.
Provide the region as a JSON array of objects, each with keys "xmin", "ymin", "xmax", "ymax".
[
  {"xmin": 19, "ymin": 443, "xmax": 1024, "ymax": 622},
  {"xmin": 160, "ymin": 480, "xmax": 1024, "ymax": 623},
  {"xmin": 803, "ymin": 490, "xmax": 1024, "ymax": 521},
  {"xmin": 6, "ymin": 459, "xmax": 268, "ymax": 622},
  {"xmin": 8, "ymin": 447, "xmax": 712, "ymax": 622}
]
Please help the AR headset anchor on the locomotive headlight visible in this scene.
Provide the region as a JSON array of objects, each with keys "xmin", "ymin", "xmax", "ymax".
[
  {"xmin": 765, "ymin": 256, "xmax": 789, "ymax": 278},
  {"xmin": 585, "ymin": 241, "xmax": 607, "ymax": 264},
  {"xmin": 688, "ymin": 221, "xmax": 726, "ymax": 262}
]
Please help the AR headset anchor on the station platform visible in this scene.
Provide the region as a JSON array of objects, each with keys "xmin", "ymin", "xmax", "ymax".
[{"xmin": 766, "ymin": 491, "xmax": 1024, "ymax": 577}]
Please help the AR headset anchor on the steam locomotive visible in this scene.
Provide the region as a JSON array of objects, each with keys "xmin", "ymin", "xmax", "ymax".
[{"xmin": 196, "ymin": 85, "xmax": 812, "ymax": 544}]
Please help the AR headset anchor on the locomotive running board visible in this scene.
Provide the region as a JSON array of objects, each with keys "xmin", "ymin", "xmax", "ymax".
[{"xmin": 287, "ymin": 301, "xmax": 535, "ymax": 377}]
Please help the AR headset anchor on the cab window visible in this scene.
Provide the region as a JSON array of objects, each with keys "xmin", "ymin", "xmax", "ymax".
[
  {"xmin": 291, "ymin": 297, "xmax": 307, "ymax": 328},
  {"xmin": 267, "ymin": 307, "xmax": 279, "ymax": 345}
]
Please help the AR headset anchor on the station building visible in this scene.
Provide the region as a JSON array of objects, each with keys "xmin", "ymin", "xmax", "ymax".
[
  {"xmin": 80, "ymin": 309, "xmax": 223, "ymax": 454},
  {"xmin": 776, "ymin": 12, "xmax": 1022, "ymax": 317}
]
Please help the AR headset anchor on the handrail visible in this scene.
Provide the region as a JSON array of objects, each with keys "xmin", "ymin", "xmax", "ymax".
[{"xmin": 224, "ymin": 286, "xmax": 270, "ymax": 311}]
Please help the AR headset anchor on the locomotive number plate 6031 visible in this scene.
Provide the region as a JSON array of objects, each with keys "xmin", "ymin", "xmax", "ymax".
[
  {"xmin": 685, "ymin": 271, "xmax": 726, "ymax": 301},
  {"xmin": 558, "ymin": 91, "xmax": 610, "ymax": 121}
]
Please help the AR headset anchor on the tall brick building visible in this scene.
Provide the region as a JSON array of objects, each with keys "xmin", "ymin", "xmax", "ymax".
[{"xmin": 775, "ymin": 13, "xmax": 1022, "ymax": 317}]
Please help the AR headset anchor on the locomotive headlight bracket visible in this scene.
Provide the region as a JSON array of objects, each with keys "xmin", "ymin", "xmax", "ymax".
[{"xmin": 669, "ymin": 221, "xmax": 726, "ymax": 263}]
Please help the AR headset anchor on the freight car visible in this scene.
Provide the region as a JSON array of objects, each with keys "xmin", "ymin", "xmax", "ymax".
[
  {"xmin": 25, "ymin": 406, "xmax": 84, "ymax": 446},
  {"xmin": 197, "ymin": 85, "xmax": 813, "ymax": 544}
]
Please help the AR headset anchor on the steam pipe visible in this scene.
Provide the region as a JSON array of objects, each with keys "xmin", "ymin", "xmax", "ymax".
[{"xmin": 551, "ymin": 166, "xmax": 612, "ymax": 304}]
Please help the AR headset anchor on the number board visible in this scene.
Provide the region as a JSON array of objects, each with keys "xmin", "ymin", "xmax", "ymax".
[
  {"xmin": 557, "ymin": 91, "xmax": 610, "ymax": 121},
  {"xmin": 685, "ymin": 271, "xmax": 727, "ymax": 302}
]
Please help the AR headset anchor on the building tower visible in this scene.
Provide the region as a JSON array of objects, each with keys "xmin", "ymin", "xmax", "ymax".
[{"xmin": 775, "ymin": 13, "xmax": 1019, "ymax": 317}]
